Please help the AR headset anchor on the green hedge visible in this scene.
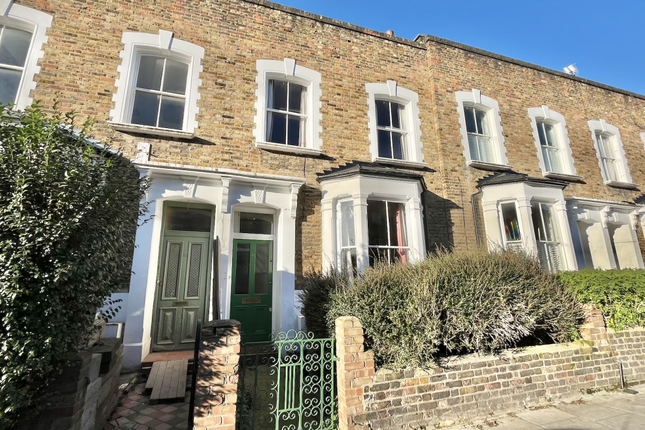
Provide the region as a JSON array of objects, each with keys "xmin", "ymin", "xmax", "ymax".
[
  {"xmin": 301, "ymin": 249, "xmax": 583, "ymax": 369},
  {"xmin": 0, "ymin": 103, "xmax": 148, "ymax": 427},
  {"xmin": 558, "ymin": 269, "xmax": 645, "ymax": 330}
]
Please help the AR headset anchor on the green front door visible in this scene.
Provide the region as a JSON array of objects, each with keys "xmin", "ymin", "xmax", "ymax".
[{"xmin": 230, "ymin": 239, "xmax": 273, "ymax": 342}]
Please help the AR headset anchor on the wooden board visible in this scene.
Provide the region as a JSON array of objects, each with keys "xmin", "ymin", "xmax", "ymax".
[
  {"xmin": 149, "ymin": 359, "xmax": 188, "ymax": 403},
  {"xmin": 145, "ymin": 361, "xmax": 161, "ymax": 392}
]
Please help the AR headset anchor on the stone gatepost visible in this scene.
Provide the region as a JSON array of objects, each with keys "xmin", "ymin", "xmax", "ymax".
[{"xmin": 193, "ymin": 319, "xmax": 241, "ymax": 430}]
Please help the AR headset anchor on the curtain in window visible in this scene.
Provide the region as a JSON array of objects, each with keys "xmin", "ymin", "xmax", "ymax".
[{"xmin": 395, "ymin": 204, "xmax": 407, "ymax": 264}]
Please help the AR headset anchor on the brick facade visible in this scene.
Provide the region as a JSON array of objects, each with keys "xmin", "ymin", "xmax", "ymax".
[{"xmin": 334, "ymin": 316, "xmax": 645, "ymax": 430}]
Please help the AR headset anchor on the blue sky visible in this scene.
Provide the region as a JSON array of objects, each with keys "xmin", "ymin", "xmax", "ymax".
[{"xmin": 276, "ymin": 0, "xmax": 645, "ymax": 95}]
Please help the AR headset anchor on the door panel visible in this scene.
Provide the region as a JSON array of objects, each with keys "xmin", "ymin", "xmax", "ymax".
[
  {"xmin": 230, "ymin": 240, "xmax": 273, "ymax": 342},
  {"xmin": 152, "ymin": 234, "xmax": 210, "ymax": 351},
  {"xmin": 156, "ymin": 308, "xmax": 176, "ymax": 345},
  {"xmin": 180, "ymin": 307, "xmax": 199, "ymax": 344}
]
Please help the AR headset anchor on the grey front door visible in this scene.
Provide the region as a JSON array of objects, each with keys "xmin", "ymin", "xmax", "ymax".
[{"xmin": 152, "ymin": 204, "xmax": 213, "ymax": 351}]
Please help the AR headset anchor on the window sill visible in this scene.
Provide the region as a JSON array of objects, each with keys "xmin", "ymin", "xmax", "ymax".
[
  {"xmin": 604, "ymin": 180, "xmax": 639, "ymax": 190},
  {"xmin": 108, "ymin": 121, "xmax": 195, "ymax": 139},
  {"xmin": 256, "ymin": 141, "xmax": 322, "ymax": 157},
  {"xmin": 373, "ymin": 157, "xmax": 427, "ymax": 169},
  {"xmin": 544, "ymin": 172, "xmax": 584, "ymax": 182},
  {"xmin": 467, "ymin": 160, "xmax": 513, "ymax": 171}
]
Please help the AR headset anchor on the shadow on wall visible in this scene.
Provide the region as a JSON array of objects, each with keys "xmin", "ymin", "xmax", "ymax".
[
  {"xmin": 422, "ymin": 190, "xmax": 459, "ymax": 253},
  {"xmin": 295, "ymin": 185, "xmax": 321, "ymax": 289}
]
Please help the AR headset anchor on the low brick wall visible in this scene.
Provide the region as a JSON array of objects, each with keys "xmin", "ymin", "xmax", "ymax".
[
  {"xmin": 19, "ymin": 338, "xmax": 123, "ymax": 430},
  {"xmin": 335, "ymin": 316, "xmax": 645, "ymax": 430}
]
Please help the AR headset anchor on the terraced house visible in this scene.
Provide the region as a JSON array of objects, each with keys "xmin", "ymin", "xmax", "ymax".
[{"xmin": 3, "ymin": 0, "xmax": 645, "ymax": 370}]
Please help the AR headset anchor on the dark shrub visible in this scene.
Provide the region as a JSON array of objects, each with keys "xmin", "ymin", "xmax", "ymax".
[
  {"xmin": 559, "ymin": 269, "xmax": 645, "ymax": 330},
  {"xmin": 298, "ymin": 271, "xmax": 347, "ymax": 339},
  {"xmin": 301, "ymin": 248, "xmax": 584, "ymax": 369},
  {"xmin": 0, "ymin": 103, "xmax": 148, "ymax": 427}
]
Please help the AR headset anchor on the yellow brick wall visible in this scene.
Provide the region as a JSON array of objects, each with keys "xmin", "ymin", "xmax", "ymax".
[{"xmin": 17, "ymin": 0, "xmax": 645, "ymax": 275}]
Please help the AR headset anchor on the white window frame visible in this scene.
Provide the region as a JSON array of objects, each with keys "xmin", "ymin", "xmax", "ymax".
[
  {"xmin": 0, "ymin": 0, "xmax": 52, "ymax": 109},
  {"xmin": 455, "ymin": 89, "xmax": 509, "ymax": 170},
  {"xmin": 109, "ymin": 30, "xmax": 204, "ymax": 138},
  {"xmin": 498, "ymin": 200, "xmax": 523, "ymax": 250},
  {"xmin": 254, "ymin": 58, "xmax": 322, "ymax": 156},
  {"xmin": 366, "ymin": 198, "xmax": 410, "ymax": 266},
  {"xmin": 528, "ymin": 106, "xmax": 579, "ymax": 180},
  {"xmin": 588, "ymin": 120, "xmax": 636, "ymax": 189},
  {"xmin": 366, "ymin": 80, "xmax": 425, "ymax": 168}
]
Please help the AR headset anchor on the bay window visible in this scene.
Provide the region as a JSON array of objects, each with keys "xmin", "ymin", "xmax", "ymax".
[{"xmin": 531, "ymin": 202, "xmax": 562, "ymax": 272}]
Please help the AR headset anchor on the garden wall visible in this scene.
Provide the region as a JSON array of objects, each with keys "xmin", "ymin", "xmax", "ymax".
[
  {"xmin": 336, "ymin": 315, "xmax": 645, "ymax": 430},
  {"xmin": 19, "ymin": 338, "xmax": 124, "ymax": 430}
]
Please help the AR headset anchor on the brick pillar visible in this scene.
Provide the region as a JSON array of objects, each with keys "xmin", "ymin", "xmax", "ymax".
[
  {"xmin": 335, "ymin": 316, "xmax": 375, "ymax": 430},
  {"xmin": 193, "ymin": 319, "xmax": 241, "ymax": 430},
  {"xmin": 580, "ymin": 304, "xmax": 609, "ymax": 347}
]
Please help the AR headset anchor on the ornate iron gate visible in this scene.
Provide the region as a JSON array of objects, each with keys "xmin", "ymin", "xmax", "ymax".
[{"xmin": 236, "ymin": 331, "xmax": 337, "ymax": 430}]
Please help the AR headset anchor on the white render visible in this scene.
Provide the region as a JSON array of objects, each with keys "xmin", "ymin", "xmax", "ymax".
[
  {"xmin": 479, "ymin": 181, "xmax": 578, "ymax": 271},
  {"xmin": 0, "ymin": 0, "xmax": 52, "ymax": 109},
  {"xmin": 566, "ymin": 198, "xmax": 644, "ymax": 270},
  {"xmin": 116, "ymin": 161, "xmax": 304, "ymax": 371}
]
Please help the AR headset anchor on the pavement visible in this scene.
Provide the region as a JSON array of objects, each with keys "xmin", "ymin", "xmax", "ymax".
[
  {"xmin": 452, "ymin": 384, "xmax": 645, "ymax": 430},
  {"xmin": 103, "ymin": 378, "xmax": 189, "ymax": 430}
]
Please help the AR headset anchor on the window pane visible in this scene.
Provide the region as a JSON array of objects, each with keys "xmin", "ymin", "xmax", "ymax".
[
  {"xmin": 377, "ymin": 130, "xmax": 392, "ymax": 158},
  {"xmin": 604, "ymin": 159, "xmax": 618, "ymax": 182},
  {"xmin": 136, "ymin": 56, "xmax": 164, "ymax": 90},
  {"xmin": 547, "ymin": 147, "xmax": 562, "ymax": 173},
  {"xmin": 254, "ymin": 243, "xmax": 270, "ymax": 295},
  {"xmin": 468, "ymin": 134, "xmax": 480, "ymax": 161},
  {"xmin": 369, "ymin": 247, "xmax": 389, "ymax": 267},
  {"xmin": 0, "ymin": 67, "xmax": 21, "ymax": 104},
  {"xmin": 544, "ymin": 123, "xmax": 557, "ymax": 147},
  {"xmin": 477, "ymin": 136, "xmax": 492, "ymax": 163},
  {"xmin": 537, "ymin": 122, "xmax": 547, "ymax": 146},
  {"xmin": 391, "ymin": 132, "xmax": 404, "ymax": 160},
  {"xmin": 234, "ymin": 243, "xmax": 251, "ymax": 295},
  {"xmin": 165, "ymin": 206, "xmax": 212, "ymax": 232},
  {"xmin": 390, "ymin": 102, "xmax": 402, "ymax": 129},
  {"xmin": 162, "ymin": 59, "xmax": 188, "ymax": 95},
  {"xmin": 376, "ymin": 100, "xmax": 390, "ymax": 127},
  {"xmin": 340, "ymin": 201, "xmax": 355, "ymax": 248},
  {"xmin": 131, "ymin": 91, "xmax": 160, "ymax": 126},
  {"xmin": 501, "ymin": 203, "xmax": 521, "ymax": 241},
  {"xmin": 464, "ymin": 107, "xmax": 476, "ymax": 133},
  {"xmin": 541, "ymin": 146, "xmax": 553, "ymax": 172},
  {"xmin": 541, "ymin": 204, "xmax": 556, "ymax": 241},
  {"xmin": 288, "ymin": 83, "xmax": 304, "ymax": 113},
  {"xmin": 239, "ymin": 212, "xmax": 273, "ymax": 235},
  {"xmin": 287, "ymin": 116, "xmax": 301, "ymax": 146},
  {"xmin": 475, "ymin": 109, "xmax": 488, "ymax": 135},
  {"xmin": 158, "ymin": 96, "xmax": 185, "ymax": 130},
  {"xmin": 341, "ymin": 248, "xmax": 357, "ymax": 273},
  {"xmin": 268, "ymin": 79, "xmax": 287, "ymax": 111},
  {"xmin": 0, "ymin": 27, "xmax": 32, "ymax": 67},
  {"xmin": 367, "ymin": 200, "xmax": 388, "ymax": 246},
  {"xmin": 266, "ymin": 112, "xmax": 286, "ymax": 144},
  {"xmin": 387, "ymin": 203, "xmax": 406, "ymax": 247}
]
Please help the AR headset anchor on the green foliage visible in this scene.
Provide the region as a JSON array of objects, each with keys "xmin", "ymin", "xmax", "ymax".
[
  {"xmin": 0, "ymin": 102, "xmax": 148, "ymax": 427},
  {"xmin": 302, "ymin": 249, "xmax": 583, "ymax": 369},
  {"xmin": 559, "ymin": 269, "xmax": 645, "ymax": 330},
  {"xmin": 298, "ymin": 271, "xmax": 346, "ymax": 339}
]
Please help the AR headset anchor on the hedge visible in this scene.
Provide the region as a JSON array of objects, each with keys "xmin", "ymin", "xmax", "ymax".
[
  {"xmin": 0, "ymin": 103, "xmax": 148, "ymax": 427},
  {"xmin": 301, "ymin": 249, "xmax": 583, "ymax": 369},
  {"xmin": 558, "ymin": 269, "xmax": 645, "ymax": 330}
]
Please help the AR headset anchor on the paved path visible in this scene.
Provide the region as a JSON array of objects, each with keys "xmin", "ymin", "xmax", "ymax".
[{"xmin": 453, "ymin": 384, "xmax": 645, "ymax": 430}]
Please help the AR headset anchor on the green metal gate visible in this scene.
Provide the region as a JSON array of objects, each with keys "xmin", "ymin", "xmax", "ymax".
[{"xmin": 236, "ymin": 331, "xmax": 337, "ymax": 430}]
